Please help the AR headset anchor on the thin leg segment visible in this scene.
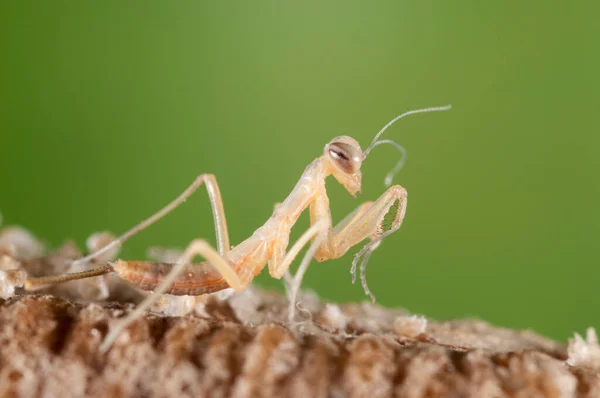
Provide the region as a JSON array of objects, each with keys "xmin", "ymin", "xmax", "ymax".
[
  {"xmin": 264, "ymin": 220, "xmax": 328, "ymax": 324},
  {"xmin": 263, "ymin": 220, "xmax": 327, "ymax": 323},
  {"xmin": 72, "ymin": 174, "xmax": 230, "ymax": 268},
  {"xmin": 287, "ymin": 221, "xmax": 327, "ymax": 324},
  {"xmin": 268, "ymin": 220, "xmax": 327, "ymax": 280},
  {"xmin": 99, "ymin": 239, "xmax": 244, "ymax": 352},
  {"xmin": 309, "ymin": 184, "xmax": 408, "ymax": 301},
  {"xmin": 312, "ymin": 184, "xmax": 407, "ymax": 260}
]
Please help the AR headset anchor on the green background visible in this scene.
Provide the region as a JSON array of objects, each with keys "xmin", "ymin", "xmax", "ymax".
[{"xmin": 1, "ymin": 2, "xmax": 598, "ymax": 341}]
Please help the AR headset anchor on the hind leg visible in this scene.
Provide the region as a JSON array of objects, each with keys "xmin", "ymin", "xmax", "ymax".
[{"xmin": 99, "ymin": 239, "xmax": 246, "ymax": 352}]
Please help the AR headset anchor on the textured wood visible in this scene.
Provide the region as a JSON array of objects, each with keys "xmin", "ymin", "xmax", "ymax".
[
  {"xmin": 0, "ymin": 291, "xmax": 599, "ymax": 398},
  {"xmin": 1, "ymin": 234, "xmax": 599, "ymax": 397}
]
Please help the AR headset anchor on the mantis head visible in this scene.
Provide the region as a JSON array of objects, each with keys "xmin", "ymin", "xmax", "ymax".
[
  {"xmin": 324, "ymin": 104, "xmax": 452, "ymax": 196},
  {"xmin": 324, "ymin": 136, "xmax": 364, "ymax": 196}
]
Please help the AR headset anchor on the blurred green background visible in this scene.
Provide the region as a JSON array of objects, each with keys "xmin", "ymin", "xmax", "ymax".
[{"xmin": 0, "ymin": 2, "xmax": 598, "ymax": 341}]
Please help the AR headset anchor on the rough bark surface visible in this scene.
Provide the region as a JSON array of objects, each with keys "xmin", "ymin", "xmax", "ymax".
[
  {"xmin": 1, "ymin": 233, "xmax": 599, "ymax": 397},
  {"xmin": 0, "ymin": 290, "xmax": 599, "ymax": 398}
]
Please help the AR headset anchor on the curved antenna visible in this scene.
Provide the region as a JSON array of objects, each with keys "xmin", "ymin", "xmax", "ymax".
[
  {"xmin": 363, "ymin": 105, "xmax": 452, "ymax": 156},
  {"xmin": 368, "ymin": 139, "xmax": 407, "ymax": 186},
  {"xmin": 362, "ymin": 104, "xmax": 452, "ymax": 185}
]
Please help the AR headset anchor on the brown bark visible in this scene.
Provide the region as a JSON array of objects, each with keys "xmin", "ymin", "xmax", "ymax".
[
  {"xmin": 0, "ymin": 290, "xmax": 598, "ymax": 398},
  {"xmin": 1, "ymin": 234, "xmax": 598, "ymax": 397}
]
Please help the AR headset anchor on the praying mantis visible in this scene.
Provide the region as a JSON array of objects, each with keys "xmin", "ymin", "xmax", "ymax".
[{"xmin": 24, "ymin": 105, "xmax": 451, "ymax": 352}]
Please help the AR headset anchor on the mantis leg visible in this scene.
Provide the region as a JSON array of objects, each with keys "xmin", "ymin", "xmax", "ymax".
[
  {"xmin": 266, "ymin": 220, "xmax": 328, "ymax": 324},
  {"xmin": 100, "ymin": 239, "xmax": 245, "ymax": 352},
  {"xmin": 310, "ymin": 184, "xmax": 408, "ymax": 301},
  {"xmin": 313, "ymin": 184, "xmax": 407, "ymax": 257},
  {"xmin": 71, "ymin": 173, "xmax": 231, "ymax": 269}
]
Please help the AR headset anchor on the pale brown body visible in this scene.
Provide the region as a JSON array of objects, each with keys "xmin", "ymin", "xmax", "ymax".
[
  {"xmin": 110, "ymin": 154, "xmax": 406, "ymax": 296},
  {"xmin": 23, "ymin": 105, "xmax": 450, "ymax": 352}
]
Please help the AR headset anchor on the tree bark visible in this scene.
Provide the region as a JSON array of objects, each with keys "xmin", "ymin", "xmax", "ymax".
[{"xmin": 0, "ymin": 288, "xmax": 598, "ymax": 398}]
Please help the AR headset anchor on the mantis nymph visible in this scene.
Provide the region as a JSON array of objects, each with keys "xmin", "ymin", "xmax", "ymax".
[{"xmin": 25, "ymin": 105, "xmax": 451, "ymax": 351}]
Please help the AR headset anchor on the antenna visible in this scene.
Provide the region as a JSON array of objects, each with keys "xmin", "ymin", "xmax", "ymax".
[{"xmin": 363, "ymin": 105, "xmax": 452, "ymax": 185}]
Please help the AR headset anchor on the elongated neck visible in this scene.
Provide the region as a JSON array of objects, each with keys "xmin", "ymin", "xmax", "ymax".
[{"xmin": 275, "ymin": 156, "xmax": 331, "ymax": 223}]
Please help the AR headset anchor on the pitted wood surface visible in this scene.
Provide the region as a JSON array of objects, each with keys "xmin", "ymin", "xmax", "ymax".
[{"xmin": 0, "ymin": 293, "xmax": 598, "ymax": 398}]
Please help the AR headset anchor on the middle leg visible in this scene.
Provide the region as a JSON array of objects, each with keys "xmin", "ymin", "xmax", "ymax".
[
  {"xmin": 72, "ymin": 173, "xmax": 231, "ymax": 269},
  {"xmin": 267, "ymin": 220, "xmax": 329, "ymax": 324}
]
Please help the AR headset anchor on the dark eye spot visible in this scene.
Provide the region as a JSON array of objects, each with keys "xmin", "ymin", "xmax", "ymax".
[
  {"xmin": 328, "ymin": 142, "xmax": 362, "ymax": 174},
  {"xmin": 330, "ymin": 148, "xmax": 350, "ymax": 161}
]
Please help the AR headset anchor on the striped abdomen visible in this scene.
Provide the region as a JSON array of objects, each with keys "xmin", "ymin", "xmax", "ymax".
[{"xmin": 111, "ymin": 260, "xmax": 230, "ymax": 296}]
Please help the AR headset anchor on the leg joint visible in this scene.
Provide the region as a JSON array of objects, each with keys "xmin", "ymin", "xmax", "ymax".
[
  {"xmin": 195, "ymin": 173, "xmax": 216, "ymax": 182},
  {"xmin": 186, "ymin": 238, "xmax": 210, "ymax": 250},
  {"xmin": 389, "ymin": 184, "xmax": 407, "ymax": 198}
]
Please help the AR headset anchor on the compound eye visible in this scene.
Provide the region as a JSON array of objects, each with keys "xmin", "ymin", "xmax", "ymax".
[{"xmin": 328, "ymin": 142, "xmax": 362, "ymax": 174}]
